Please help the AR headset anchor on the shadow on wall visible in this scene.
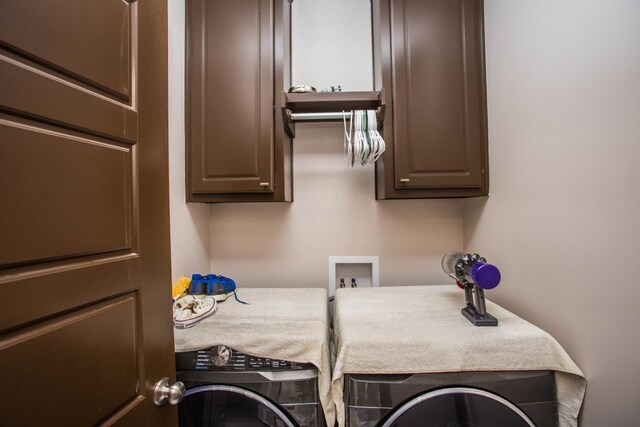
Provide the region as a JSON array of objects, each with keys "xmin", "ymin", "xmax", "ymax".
[
  {"xmin": 373, "ymin": 199, "xmax": 464, "ymax": 257},
  {"xmin": 209, "ymin": 202, "xmax": 294, "ymax": 260},
  {"xmin": 187, "ymin": 202, "xmax": 210, "ymax": 251},
  {"xmin": 461, "ymin": 197, "xmax": 488, "ymax": 245}
]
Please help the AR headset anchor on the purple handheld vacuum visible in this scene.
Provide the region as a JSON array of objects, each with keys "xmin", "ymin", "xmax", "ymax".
[{"xmin": 442, "ymin": 252, "xmax": 501, "ymax": 326}]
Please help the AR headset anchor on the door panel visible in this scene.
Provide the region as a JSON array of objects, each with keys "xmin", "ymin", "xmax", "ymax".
[
  {"xmin": 0, "ymin": 0, "xmax": 132, "ymax": 100},
  {"xmin": 0, "ymin": 258, "xmax": 138, "ymax": 332},
  {"xmin": 0, "ymin": 1, "xmax": 175, "ymax": 425},
  {"xmin": 392, "ymin": 0, "xmax": 484, "ymax": 189},
  {"xmin": 0, "ymin": 50, "xmax": 137, "ymax": 143},
  {"xmin": 0, "ymin": 117, "xmax": 132, "ymax": 267},
  {"xmin": 109, "ymin": 398, "xmax": 148, "ymax": 427},
  {"xmin": 0, "ymin": 296, "xmax": 139, "ymax": 427}
]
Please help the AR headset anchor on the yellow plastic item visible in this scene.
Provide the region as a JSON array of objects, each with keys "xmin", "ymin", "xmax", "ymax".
[{"xmin": 172, "ymin": 277, "xmax": 191, "ymax": 301}]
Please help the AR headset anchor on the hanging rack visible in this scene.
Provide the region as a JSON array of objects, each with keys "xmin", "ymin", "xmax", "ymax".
[
  {"xmin": 290, "ymin": 111, "xmax": 355, "ymax": 121},
  {"xmin": 281, "ymin": 89, "xmax": 386, "ymax": 138}
]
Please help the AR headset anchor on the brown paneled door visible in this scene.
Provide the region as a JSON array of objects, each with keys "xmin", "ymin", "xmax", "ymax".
[{"xmin": 0, "ymin": 1, "xmax": 176, "ymax": 426}]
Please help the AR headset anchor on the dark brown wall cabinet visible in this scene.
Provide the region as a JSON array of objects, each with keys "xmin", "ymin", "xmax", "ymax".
[
  {"xmin": 186, "ymin": 0, "xmax": 292, "ymax": 202},
  {"xmin": 373, "ymin": 0, "xmax": 489, "ymax": 199}
]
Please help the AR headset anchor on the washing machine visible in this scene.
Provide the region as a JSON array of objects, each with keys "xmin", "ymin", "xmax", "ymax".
[
  {"xmin": 176, "ymin": 345, "xmax": 325, "ymax": 427},
  {"xmin": 344, "ymin": 370, "xmax": 557, "ymax": 427}
]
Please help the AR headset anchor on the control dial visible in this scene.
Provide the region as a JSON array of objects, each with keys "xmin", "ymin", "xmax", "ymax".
[{"xmin": 209, "ymin": 345, "xmax": 231, "ymax": 367}]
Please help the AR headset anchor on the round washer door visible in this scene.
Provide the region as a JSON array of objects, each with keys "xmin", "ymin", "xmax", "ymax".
[
  {"xmin": 379, "ymin": 387, "xmax": 536, "ymax": 427},
  {"xmin": 179, "ymin": 385, "xmax": 298, "ymax": 427}
]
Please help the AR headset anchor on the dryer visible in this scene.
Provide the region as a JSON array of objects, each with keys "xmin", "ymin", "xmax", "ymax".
[
  {"xmin": 177, "ymin": 345, "xmax": 325, "ymax": 427},
  {"xmin": 344, "ymin": 370, "xmax": 557, "ymax": 427}
]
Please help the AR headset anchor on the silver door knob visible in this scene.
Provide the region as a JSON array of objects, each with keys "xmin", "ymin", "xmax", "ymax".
[{"xmin": 153, "ymin": 378, "xmax": 185, "ymax": 406}]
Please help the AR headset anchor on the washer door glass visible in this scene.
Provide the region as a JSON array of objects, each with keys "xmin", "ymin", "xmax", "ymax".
[
  {"xmin": 179, "ymin": 385, "xmax": 298, "ymax": 427},
  {"xmin": 380, "ymin": 387, "xmax": 536, "ymax": 427}
]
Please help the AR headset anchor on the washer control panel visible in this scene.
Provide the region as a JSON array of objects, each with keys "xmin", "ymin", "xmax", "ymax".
[{"xmin": 176, "ymin": 345, "xmax": 311, "ymax": 371}]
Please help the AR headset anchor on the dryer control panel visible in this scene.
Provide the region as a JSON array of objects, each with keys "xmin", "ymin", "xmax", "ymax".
[{"xmin": 176, "ymin": 345, "xmax": 313, "ymax": 371}]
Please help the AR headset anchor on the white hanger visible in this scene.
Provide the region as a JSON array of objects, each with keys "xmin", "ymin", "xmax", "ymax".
[
  {"xmin": 368, "ymin": 110, "xmax": 385, "ymax": 162},
  {"xmin": 343, "ymin": 110, "xmax": 354, "ymax": 166},
  {"xmin": 344, "ymin": 110, "xmax": 386, "ymax": 166}
]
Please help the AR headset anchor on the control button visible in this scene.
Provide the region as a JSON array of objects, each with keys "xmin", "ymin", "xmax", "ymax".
[{"xmin": 209, "ymin": 346, "xmax": 232, "ymax": 367}]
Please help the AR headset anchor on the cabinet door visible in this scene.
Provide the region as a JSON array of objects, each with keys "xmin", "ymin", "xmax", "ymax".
[
  {"xmin": 188, "ymin": 0, "xmax": 274, "ymax": 195},
  {"xmin": 374, "ymin": 0, "xmax": 488, "ymax": 198}
]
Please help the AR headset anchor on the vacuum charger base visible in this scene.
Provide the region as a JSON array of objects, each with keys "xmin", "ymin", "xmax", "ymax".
[{"xmin": 461, "ymin": 305, "xmax": 498, "ymax": 327}]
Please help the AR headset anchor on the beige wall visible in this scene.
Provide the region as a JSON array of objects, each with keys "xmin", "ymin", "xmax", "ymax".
[
  {"xmin": 168, "ymin": 0, "xmax": 210, "ymax": 283},
  {"xmin": 465, "ymin": 1, "xmax": 640, "ymax": 425},
  {"xmin": 208, "ymin": 123, "xmax": 463, "ymax": 288},
  {"xmin": 207, "ymin": 0, "xmax": 464, "ymax": 289},
  {"xmin": 292, "ymin": 0, "xmax": 373, "ymax": 91}
]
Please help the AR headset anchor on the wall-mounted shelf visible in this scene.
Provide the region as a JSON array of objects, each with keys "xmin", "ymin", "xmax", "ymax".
[{"xmin": 281, "ymin": 89, "xmax": 385, "ymax": 138}]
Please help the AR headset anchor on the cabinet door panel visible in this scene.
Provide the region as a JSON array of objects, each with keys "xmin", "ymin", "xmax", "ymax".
[
  {"xmin": 188, "ymin": 0, "xmax": 274, "ymax": 194},
  {"xmin": 392, "ymin": 0, "xmax": 485, "ymax": 190}
]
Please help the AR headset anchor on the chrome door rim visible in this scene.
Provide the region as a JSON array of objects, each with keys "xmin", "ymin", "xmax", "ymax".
[
  {"xmin": 184, "ymin": 384, "xmax": 297, "ymax": 427},
  {"xmin": 379, "ymin": 386, "xmax": 536, "ymax": 427}
]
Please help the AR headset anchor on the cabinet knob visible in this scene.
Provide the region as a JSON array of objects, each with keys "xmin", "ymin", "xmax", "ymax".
[
  {"xmin": 259, "ymin": 182, "xmax": 270, "ymax": 187},
  {"xmin": 400, "ymin": 178, "xmax": 410, "ymax": 183}
]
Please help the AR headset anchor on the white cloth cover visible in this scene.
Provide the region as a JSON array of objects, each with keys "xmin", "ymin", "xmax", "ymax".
[
  {"xmin": 332, "ymin": 285, "xmax": 586, "ymax": 427},
  {"xmin": 174, "ymin": 288, "xmax": 334, "ymax": 427}
]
